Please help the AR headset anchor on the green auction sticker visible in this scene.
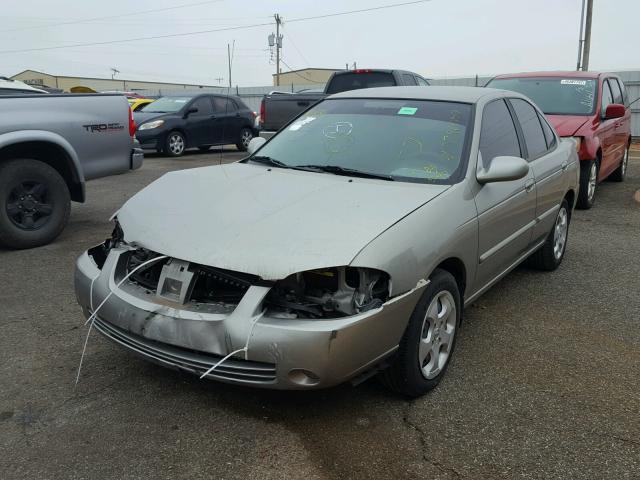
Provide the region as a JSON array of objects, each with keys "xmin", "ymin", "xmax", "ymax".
[{"xmin": 397, "ymin": 107, "xmax": 418, "ymax": 115}]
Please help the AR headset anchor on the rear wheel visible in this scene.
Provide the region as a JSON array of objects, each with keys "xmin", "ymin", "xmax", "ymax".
[
  {"xmin": 236, "ymin": 128, "xmax": 253, "ymax": 152},
  {"xmin": 0, "ymin": 159, "xmax": 70, "ymax": 249},
  {"xmin": 577, "ymin": 159, "xmax": 598, "ymax": 209},
  {"xmin": 527, "ymin": 199, "xmax": 570, "ymax": 271},
  {"xmin": 610, "ymin": 145, "xmax": 629, "ymax": 182},
  {"xmin": 164, "ymin": 131, "xmax": 186, "ymax": 157},
  {"xmin": 379, "ymin": 269, "xmax": 461, "ymax": 397}
]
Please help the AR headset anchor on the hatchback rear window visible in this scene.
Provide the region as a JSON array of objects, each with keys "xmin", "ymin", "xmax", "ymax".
[
  {"xmin": 487, "ymin": 77, "xmax": 597, "ymax": 115},
  {"xmin": 325, "ymin": 72, "xmax": 396, "ymax": 94}
]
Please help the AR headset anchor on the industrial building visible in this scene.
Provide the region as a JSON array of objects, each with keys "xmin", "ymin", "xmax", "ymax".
[
  {"xmin": 272, "ymin": 68, "xmax": 341, "ymax": 86},
  {"xmin": 10, "ymin": 69, "xmax": 222, "ymax": 94}
]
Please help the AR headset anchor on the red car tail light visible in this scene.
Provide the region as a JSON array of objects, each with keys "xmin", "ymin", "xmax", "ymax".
[
  {"xmin": 259, "ymin": 98, "xmax": 265, "ymax": 126},
  {"xmin": 128, "ymin": 106, "xmax": 136, "ymax": 136}
]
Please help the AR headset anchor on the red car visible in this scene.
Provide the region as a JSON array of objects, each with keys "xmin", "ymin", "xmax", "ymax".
[{"xmin": 487, "ymin": 72, "xmax": 631, "ymax": 208}]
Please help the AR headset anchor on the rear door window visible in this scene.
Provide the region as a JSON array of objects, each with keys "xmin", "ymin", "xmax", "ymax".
[
  {"xmin": 212, "ymin": 96, "xmax": 236, "ymax": 113},
  {"xmin": 416, "ymin": 76, "xmax": 430, "ymax": 86},
  {"xmin": 401, "ymin": 73, "xmax": 418, "ymax": 86},
  {"xmin": 325, "ymin": 72, "xmax": 396, "ymax": 94},
  {"xmin": 479, "ymin": 99, "xmax": 522, "ymax": 163},
  {"xmin": 601, "ymin": 80, "xmax": 614, "ymax": 117},
  {"xmin": 510, "ymin": 98, "xmax": 548, "ymax": 159},
  {"xmin": 537, "ymin": 111, "xmax": 556, "ymax": 149}
]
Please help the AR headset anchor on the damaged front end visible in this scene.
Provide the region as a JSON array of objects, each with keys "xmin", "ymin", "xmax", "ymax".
[
  {"xmin": 75, "ymin": 220, "xmax": 426, "ymax": 389},
  {"xmin": 265, "ymin": 267, "xmax": 390, "ymax": 319}
]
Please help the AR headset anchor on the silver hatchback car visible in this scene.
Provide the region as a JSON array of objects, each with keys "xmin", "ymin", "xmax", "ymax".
[{"xmin": 75, "ymin": 87, "xmax": 579, "ymax": 397}]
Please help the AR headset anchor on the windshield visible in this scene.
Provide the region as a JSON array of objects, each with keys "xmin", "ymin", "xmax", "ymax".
[
  {"xmin": 252, "ymin": 98, "xmax": 473, "ymax": 184},
  {"xmin": 488, "ymin": 77, "xmax": 597, "ymax": 115},
  {"xmin": 142, "ymin": 96, "xmax": 193, "ymax": 113}
]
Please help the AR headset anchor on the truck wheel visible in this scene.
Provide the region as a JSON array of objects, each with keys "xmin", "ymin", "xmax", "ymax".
[
  {"xmin": 236, "ymin": 128, "xmax": 253, "ymax": 152},
  {"xmin": 164, "ymin": 131, "xmax": 185, "ymax": 157},
  {"xmin": 379, "ymin": 269, "xmax": 461, "ymax": 398},
  {"xmin": 610, "ymin": 145, "xmax": 629, "ymax": 182},
  {"xmin": 0, "ymin": 159, "xmax": 70, "ymax": 249},
  {"xmin": 527, "ymin": 199, "xmax": 570, "ymax": 271},
  {"xmin": 576, "ymin": 159, "xmax": 598, "ymax": 209}
]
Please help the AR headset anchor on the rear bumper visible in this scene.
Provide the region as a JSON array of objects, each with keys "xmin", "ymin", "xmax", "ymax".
[{"xmin": 74, "ymin": 248, "xmax": 426, "ymax": 389}]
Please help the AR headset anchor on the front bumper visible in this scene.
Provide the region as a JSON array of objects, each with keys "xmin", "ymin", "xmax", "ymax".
[
  {"xmin": 135, "ymin": 130, "xmax": 161, "ymax": 150},
  {"xmin": 74, "ymin": 248, "xmax": 426, "ymax": 389}
]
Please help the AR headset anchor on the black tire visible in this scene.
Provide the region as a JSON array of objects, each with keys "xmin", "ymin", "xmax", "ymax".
[
  {"xmin": 610, "ymin": 144, "xmax": 629, "ymax": 182},
  {"xmin": 198, "ymin": 146, "xmax": 210, "ymax": 152},
  {"xmin": 527, "ymin": 199, "xmax": 570, "ymax": 271},
  {"xmin": 0, "ymin": 159, "xmax": 70, "ymax": 249},
  {"xmin": 236, "ymin": 127, "xmax": 253, "ymax": 152},
  {"xmin": 379, "ymin": 269, "xmax": 461, "ymax": 398},
  {"xmin": 576, "ymin": 159, "xmax": 598, "ymax": 209},
  {"xmin": 164, "ymin": 131, "xmax": 186, "ymax": 157}
]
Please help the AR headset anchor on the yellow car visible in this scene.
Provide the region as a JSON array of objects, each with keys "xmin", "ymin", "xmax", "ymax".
[{"xmin": 128, "ymin": 98, "xmax": 155, "ymax": 112}]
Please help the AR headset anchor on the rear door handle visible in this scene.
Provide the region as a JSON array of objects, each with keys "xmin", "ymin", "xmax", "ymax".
[
  {"xmin": 561, "ymin": 161, "xmax": 568, "ymax": 171},
  {"xmin": 525, "ymin": 179, "xmax": 535, "ymax": 193}
]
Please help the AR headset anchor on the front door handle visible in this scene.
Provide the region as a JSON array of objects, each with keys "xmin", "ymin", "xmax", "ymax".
[
  {"xmin": 561, "ymin": 161, "xmax": 568, "ymax": 171},
  {"xmin": 525, "ymin": 179, "xmax": 535, "ymax": 193}
]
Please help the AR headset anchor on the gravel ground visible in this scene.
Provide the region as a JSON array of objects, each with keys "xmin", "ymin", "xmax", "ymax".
[{"xmin": 1, "ymin": 148, "xmax": 639, "ymax": 480}]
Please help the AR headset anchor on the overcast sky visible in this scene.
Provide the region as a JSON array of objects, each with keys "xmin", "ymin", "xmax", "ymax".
[{"xmin": 1, "ymin": 0, "xmax": 637, "ymax": 86}]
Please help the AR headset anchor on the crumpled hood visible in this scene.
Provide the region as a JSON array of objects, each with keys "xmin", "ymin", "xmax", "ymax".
[
  {"xmin": 546, "ymin": 115, "xmax": 591, "ymax": 137},
  {"xmin": 116, "ymin": 163, "xmax": 448, "ymax": 280}
]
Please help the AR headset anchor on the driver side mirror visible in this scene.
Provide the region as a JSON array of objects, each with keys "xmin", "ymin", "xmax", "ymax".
[
  {"xmin": 247, "ymin": 136, "xmax": 266, "ymax": 156},
  {"xmin": 184, "ymin": 107, "xmax": 198, "ymax": 118},
  {"xmin": 604, "ymin": 103, "xmax": 625, "ymax": 120},
  {"xmin": 477, "ymin": 155, "xmax": 529, "ymax": 184}
]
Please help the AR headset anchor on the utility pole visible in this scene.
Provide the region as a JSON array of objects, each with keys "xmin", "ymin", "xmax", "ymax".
[
  {"xmin": 576, "ymin": 0, "xmax": 586, "ymax": 70},
  {"xmin": 581, "ymin": 0, "xmax": 593, "ymax": 71},
  {"xmin": 275, "ymin": 14, "xmax": 282, "ymax": 86},
  {"xmin": 227, "ymin": 43, "xmax": 232, "ymax": 89}
]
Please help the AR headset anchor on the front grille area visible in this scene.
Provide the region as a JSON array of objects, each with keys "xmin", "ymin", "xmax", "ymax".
[
  {"xmin": 124, "ymin": 249, "xmax": 261, "ymax": 306},
  {"xmin": 93, "ymin": 317, "xmax": 277, "ymax": 384}
]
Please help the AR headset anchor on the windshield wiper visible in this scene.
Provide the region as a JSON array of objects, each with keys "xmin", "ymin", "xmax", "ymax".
[
  {"xmin": 248, "ymin": 156, "xmax": 290, "ymax": 168},
  {"xmin": 296, "ymin": 165, "xmax": 395, "ymax": 181}
]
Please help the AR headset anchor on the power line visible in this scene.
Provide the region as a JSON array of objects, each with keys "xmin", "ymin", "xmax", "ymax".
[
  {"xmin": 279, "ymin": 58, "xmax": 318, "ymax": 82},
  {"xmin": 286, "ymin": 0, "xmax": 432, "ymax": 25},
  {"xmin": 282, "ymin": 25, "xmax": 310, "ymax": 66},
  {"xmin": 0, "ymin": 0, "xmax": 225, "ymax": 33},
  {"xmin": 0, "ymin": 0, "xmax": 432, "ymax": 55}
]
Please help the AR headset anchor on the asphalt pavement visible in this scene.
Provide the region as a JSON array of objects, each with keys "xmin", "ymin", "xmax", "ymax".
[{"xmin": 1, "ymin": 147, "xmax": 639, "ymax": 479}]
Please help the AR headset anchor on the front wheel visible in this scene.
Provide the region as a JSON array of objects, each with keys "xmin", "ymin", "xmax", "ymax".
[
  {"xmin": 379, "ymin": 269, "xmax": 461, "ymax": 397},
  {"xmin": 576, "ymin": 159, "xmax": 598, "ymax": 209},
  {"xmin": 236, "ymin": 128, "xmax": 253, "ymax": 152},
  {"xmin": 0, "ymin": 159, "xmax": 70, "ymax": 249},
  {"xmin": 527, "ymin": 199, "xmax": 570, "ymax": 271},
  {"xmin": 164, "ymin": 131, "xmax": 186, "ymax": 157}
]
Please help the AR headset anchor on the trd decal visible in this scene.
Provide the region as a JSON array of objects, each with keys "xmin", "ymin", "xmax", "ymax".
[{"xmin": 82, "ymin": 123, "xmax": 125, "ymax": 133}]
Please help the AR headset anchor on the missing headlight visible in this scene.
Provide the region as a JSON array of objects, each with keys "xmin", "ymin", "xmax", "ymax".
[
  {"xmin": 265, "ymin": 267, "xmax": 390, "ymax": 319},
  {"xmin": 87, "ymin": 221, "xmax": 125, "ymax": 269}
]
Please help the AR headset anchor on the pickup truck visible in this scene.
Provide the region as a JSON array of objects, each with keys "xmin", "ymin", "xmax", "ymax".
[
  {"xmin": 0, "ymin": 94, "xmax": 143, "ymax": 249},
  {"xmin": 259, "ymin": 69, "xmax": 430, "ymax": 138}
]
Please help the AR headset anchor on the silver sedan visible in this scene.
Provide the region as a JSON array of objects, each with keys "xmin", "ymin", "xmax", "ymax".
[{"xmin": 74, "ymin": 86, "xmax": 579, "ymax": 396}]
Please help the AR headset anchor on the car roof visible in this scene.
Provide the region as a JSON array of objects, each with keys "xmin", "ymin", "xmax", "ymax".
[
  {"xmin": 329, "ymin": 85, "xmax": 505, "ymax": 104},
  {"xmin": 491, "ymin": 71, "xmax": 604, "ymax": 80}
]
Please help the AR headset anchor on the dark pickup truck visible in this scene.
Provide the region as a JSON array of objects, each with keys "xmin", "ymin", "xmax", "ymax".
[{"xmin": 259, "ymin": 69, "xmax": 430, "ymax": 138}]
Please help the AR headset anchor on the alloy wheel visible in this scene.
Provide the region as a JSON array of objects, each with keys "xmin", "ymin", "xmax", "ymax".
[
  {"xmin": 6, "ymin": 181, "xmax": 53, "ymax": 230},
  {"xmin": 553, "ymin": 206, "xmax": 568, "ymax": 260},
  {"xmin": 241, "ymin": 130, "xmax": 253, "ymax": 148},
  {"xmin": 587, "ymin": 162, "xmax": 597, "ymax": 202},
  {"xmin": 169, "ymin": 134, "xmax": 185, "ymax": 155},
  {"xmin": 418, "ymin": 290, "xmax": 457, "ymax": 379}
]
